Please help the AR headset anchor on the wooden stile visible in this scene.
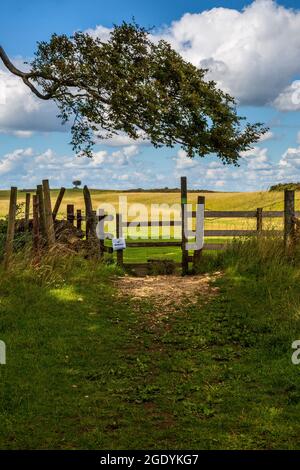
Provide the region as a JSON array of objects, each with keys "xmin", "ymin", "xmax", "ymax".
[
  {"xmin": 42, "ymin": 179, "xmax": 55, "ymax": 246},
  {"xmin": 4, "ymin": 187, "xmax": 17, "ymax": 270}
]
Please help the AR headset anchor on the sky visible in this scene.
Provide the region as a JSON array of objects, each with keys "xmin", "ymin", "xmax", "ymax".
[{"xmin": 1, "ymin": 0, "xmax": 300, "ymax": 191}]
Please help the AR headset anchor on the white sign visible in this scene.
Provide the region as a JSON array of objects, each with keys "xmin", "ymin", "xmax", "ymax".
[{"xmin": 112, "ymin": 237, "xmax": 126, "ymax": 251}]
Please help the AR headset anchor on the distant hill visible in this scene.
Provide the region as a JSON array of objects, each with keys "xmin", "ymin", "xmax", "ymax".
[{"xmin": 269, "ymin": 183, "xmax": 300, "ymax": 191}]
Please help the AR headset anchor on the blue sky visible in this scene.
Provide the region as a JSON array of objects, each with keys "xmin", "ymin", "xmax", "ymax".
[{"xmin": 1, "ymin": 0, "xmax": 300, "ymax": 191}]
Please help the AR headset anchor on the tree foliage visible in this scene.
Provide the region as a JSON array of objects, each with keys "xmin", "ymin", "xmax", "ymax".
[
  {"xmin": 72, "ymin": 180, "xmax": 81, "ymax": 189},
  {"xmin": 0, "ymin": 22, "xmax": 267, "ymax": 163},
  {"xmin": 269, "ymin": 182, "xmax": 300, "ymax": 191}
]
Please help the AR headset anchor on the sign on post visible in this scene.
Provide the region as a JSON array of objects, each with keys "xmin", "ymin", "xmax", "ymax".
[{"xmin": 112, "ymin": 238, "xmax": 126, "ymax": 251}]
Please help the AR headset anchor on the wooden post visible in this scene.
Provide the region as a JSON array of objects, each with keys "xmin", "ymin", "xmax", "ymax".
[
  {"xmin": 181, "ymin": 176, "xmax": 188, "ymax": 275},
  {"xmin": 24, "ymin": 192, "xmax": 31, "ymax": 231},
  {"xmin": 52, "ymin": 187, "xmax": 66, "ymax": 221},
  {"xmin": 83, "ymin": 185, "xmax": 93, "ymax": 239},
  {"xmin": 67, "ymin": 204, "xmax": 75, "ymax": 225},
  {"xmin": 76, "ymin": 209, "xmax": 82, "ymax": 230},
  {"xmin": 32, "ymin": 195, "xmax": 40, "ymax": 257},
  {"xmin": 42, "ymin": 179, "xmax": 55, "ymax": 246},
  {"xmin": 36, "ymin": 184, "xmax": 46, "ymax": 239},
  {"xmin": 116, "ymin": 213, "xmax": 124, "ymax": 267},
  {"xmin": 4, "ymin": 187, "xmax": 17, "ymax": 270},
  {"xmin": 98, "ymin": 209, "xmax": 105, "ymax": 258},
  {"xmin": 284, "ymin": 189, "xmax": 295, "ymax": 251},
  {"xmin": 256, "ymin": 208, "xmax": 263, "ymax": 233},
  {"xmin": 193, "ymin": 196, "xmax": 205, "ymax": 269}
]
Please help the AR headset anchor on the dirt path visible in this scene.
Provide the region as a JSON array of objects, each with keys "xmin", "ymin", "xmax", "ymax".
[{"xmin": 116, "ymin": 273, "xmax": 221, "ymax": 325}]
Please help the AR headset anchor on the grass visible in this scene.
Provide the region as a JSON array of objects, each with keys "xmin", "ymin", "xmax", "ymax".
[{"xmin": 1, "ymin": 237, "xmax": 300, "ymax": 449}]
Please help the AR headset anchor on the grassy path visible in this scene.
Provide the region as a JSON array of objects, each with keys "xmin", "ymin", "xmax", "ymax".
[{"xmin": 1, "ymin": 251, "xmax": 300, "ymax": 449}]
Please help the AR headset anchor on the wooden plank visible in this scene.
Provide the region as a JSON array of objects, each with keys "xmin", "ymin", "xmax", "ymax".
[
  {"xmin": 204, "ymin": 229, "xmax": 282, "ymax": 236},
  {"xmin": 284, "ymin": 189, "xmax": 295, "ymax": 250},
  {"xmin": 124, "ymin": 262, "xmax": 181, "ymax": 269},
  {"xmin": 122, "ymin": 220, "xmax": 181, "ymax": 227},
  {"xmin": 76, "ymin": 209, "xmax": 82, "ymax": 230},
  {"xmin": 4, "ymin": 187, "xmax": 17, "ymax": 270},
  {"xmin": 116, "ymin": 213, "xmax": 124, "ymax": 267},
  {"xmin": 42, "ymin": 179, "xmax": 55, "ymax": 246},
  {"xmin": 83, "ymin": 185, "xmax": 93, "ymax": 239},
  {"xmin": 52, "ymin": 187, "xmax": 66, "ymax": 220},
  {"xmin": 181, "ymin": 176, "xmax": 188, "ymax": 275},
  {"xmin": 36, "ymin": 184, "xmax": 46, "ymax": 239},
  {"xmin": 126, "ymin": 241, "xmax": 182, "ymax": 248},
  {"xmin": 24, "ymin": 192, "xmax": 31, "ymax": 230},
  {"xmin": 67, "ymin": 204, "xmax": 75, "ymax": 225},
  {"xmin": 257, "ymin": 208, "xmax": 263, "ymax": 232},
  {"xmin": 193, "ymin": 195, "xmax": 205, "ymax": 269},
  {"xmin": 202, "ymin": 210, "xmax": 257, "ymax": 218},
  {"xmin": 32, "ymin": 194, "xmax": 40, "ymax": 257}
]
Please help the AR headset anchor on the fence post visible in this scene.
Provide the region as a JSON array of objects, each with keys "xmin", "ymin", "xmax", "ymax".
[
  {"xmin": 67, "ymin": 204, "xmax": 75, "ymax": 225},
  {"xmin": 52, "ymin": 187, "xmax": 66, "ymax": 221},
  {"xmin": 193, "ymin": 195, "xmax": 205, "ymax": 269},
  {"xmin": 42, "ymin": 179, "xmax": 55, "ymax": 246},
  {"xmin": 36, "ymin": 184, "xmax": 46, "ymax": 239},
  {"xmin": 256, "ymin": 207, "xmax": 263, "ymax": 233},
  {"xmin": 284, "ymin": 189, "xmax": 295, "ymax": 251},
  {"xmin": 25, "ymin": 192, "xmax": 31, "ymax": 231},
  {"xmin": 98, "ymin": 209, "xmax": 105, "ymax": 258},
  {"xmin": 181, "ymin": 176, "xmax": 188, "ymax": 275},
  {"xmin": 4, "ymin": 187, "xmax": 17, "ymax": 270},
  {"xmin": 83, "ymin": 185, "xmax": 93, "ymax": 239},
  {"xmin": 32, "ymin": 194, "xmax": 40, "ymax": 258},
  {"xmin": 76, "ymin": 209, "xmax": 82, "ymax": 230},
  {"xmin": 116, "ymin": 213, "xmax": 124, "ymax": 267}
]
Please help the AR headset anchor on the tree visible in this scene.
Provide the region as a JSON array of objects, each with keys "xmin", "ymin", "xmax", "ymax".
[
  {"xmin": 72, "ymin": 180, "xmax": 81, "ymax": 189},
  {"xmin": 0, "ymin": 22, "xmax": 267, "ymax": 163}
]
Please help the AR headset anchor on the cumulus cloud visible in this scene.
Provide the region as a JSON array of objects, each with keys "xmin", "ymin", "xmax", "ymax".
[
  {"xmin": 273, "ymin": 80, "xmax": 300, "ymax": 111},
  {"xmin": 157, "ymin": 0, "xmax": 300, "ymax": 106},
  {"xmin": 0, "ymin": 144, "xmax": 141, "ymax": 189},
  {"xmin": 0, "ymin": 68, "xmax": 66, "ymax": 135}
]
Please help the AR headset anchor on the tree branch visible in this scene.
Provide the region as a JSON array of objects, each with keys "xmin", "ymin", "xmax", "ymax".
[{"xmin": 0, "ymin": 45, "xmax": 57, "ymax": 100}]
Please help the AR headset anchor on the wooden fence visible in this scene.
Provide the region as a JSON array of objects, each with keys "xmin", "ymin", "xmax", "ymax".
[{"xmin": 2, "ymin": 180, "xmax": 300, "ymax": 274}]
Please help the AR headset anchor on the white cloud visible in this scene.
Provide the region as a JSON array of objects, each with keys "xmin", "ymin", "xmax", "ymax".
[
  {"xmin": 156, "ymin": 0, "xmax": 300, "ymax": 106},
  {"xmin": 273, "ymin": 80, "xmax": 300, "ymax": 111},
  {"xmin": 0, "ymin": 69, "xmax": 65, "ymax": 135},
  {"xmin": 174, "ymin": 149, "xmax": 201, "ymax": 169}
]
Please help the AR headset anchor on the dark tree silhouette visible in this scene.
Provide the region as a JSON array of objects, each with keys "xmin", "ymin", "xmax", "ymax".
[{"xmin": 72, "ymin": 180, "xmax": 81, "ymax": 189}]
